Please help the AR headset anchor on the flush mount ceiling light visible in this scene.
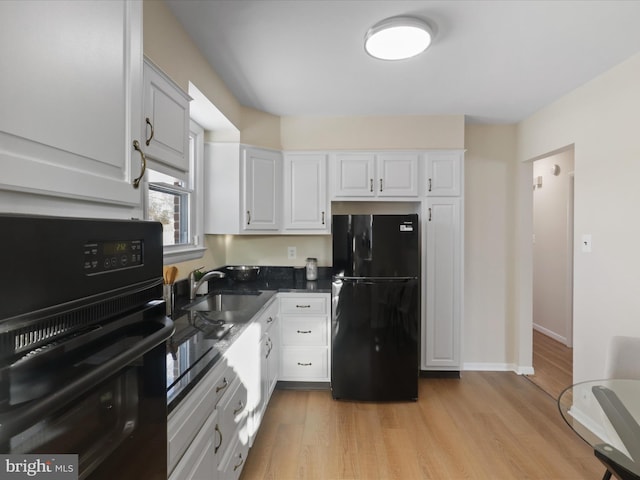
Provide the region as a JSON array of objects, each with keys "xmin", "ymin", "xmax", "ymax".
[{"xmin": 364, "ymin": 16, "xmax": 433, "ymax": 61}]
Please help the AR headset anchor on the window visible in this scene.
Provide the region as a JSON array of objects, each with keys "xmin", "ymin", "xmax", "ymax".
[{"xmin": 145, "ymin": 121, "xmax": 205, "ymax": 263}]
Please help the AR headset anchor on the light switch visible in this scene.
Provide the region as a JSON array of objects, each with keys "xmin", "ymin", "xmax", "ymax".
[{"xmin": 581, "ymin": 234, "xmax": 592, "ymax": 253}]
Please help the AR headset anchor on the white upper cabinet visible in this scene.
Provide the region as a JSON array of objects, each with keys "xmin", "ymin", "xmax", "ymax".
[
  {"xmin": 143, "ymin": 58, "xmax": 191, "ymax": 174},
  {"xmin": 244, "ymin": 147, "xmax": 282, "ymax": 231},
  {"xmin": 283, "ymin": 153, "xmax": 329, "ymax": 233},
  {"xmin": 204, "ymin": 144, "xmax": 282, "ymax": 234},
  {"xmin": 0, "ymin": 0, "xmax": 143, "ymax": 207},
  {"xmin": 331, "ymin": 152, "xmax": 419, "ymax": 198},
  {"xmin": 425, "ymin": 150, "xmax": 463, "ymax": 196},
  {"xmin": 332, "ymin": 153, "xmax": 376, "ymax": 197},
  {"xmin": 376, "ymin": 153, "xmax": 419, "ymax": 196}
]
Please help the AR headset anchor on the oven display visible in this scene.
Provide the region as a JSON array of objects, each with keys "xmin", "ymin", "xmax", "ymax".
[{"xmin": 83, "ymin": 240, "xmax": 143, "ymax": 273}]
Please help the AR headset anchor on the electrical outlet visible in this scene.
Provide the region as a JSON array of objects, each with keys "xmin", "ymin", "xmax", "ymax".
[{"xmin": 287, "ymin": 246, "xmax": 297, "ymax": 259}]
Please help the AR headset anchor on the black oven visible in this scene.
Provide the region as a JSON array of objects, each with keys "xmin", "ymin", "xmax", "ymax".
[{"xmin": 0, "ymin": 214, "xmax": 174, "ymax": 479}]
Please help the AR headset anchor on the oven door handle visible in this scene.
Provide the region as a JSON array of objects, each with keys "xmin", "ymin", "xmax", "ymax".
[{"xmin": 0, "ymin": 316, "xmax": 174, "ymax": 442}]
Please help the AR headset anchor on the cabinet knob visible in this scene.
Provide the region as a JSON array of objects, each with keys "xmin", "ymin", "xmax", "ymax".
[{"xmin": 132, "ymin": 140, "xmax": 147, "ymax": 189}]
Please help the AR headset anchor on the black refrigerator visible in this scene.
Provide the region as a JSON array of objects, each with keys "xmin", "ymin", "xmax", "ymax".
[{"xmin": 331, "ymin": 214, "xmax": 420, "ymax": 401}]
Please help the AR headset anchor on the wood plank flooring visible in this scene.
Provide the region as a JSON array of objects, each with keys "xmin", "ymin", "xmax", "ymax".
[
  {"xmin": 527, "ymin": 329, "xmax": 573, "ymax": 400},
  {"xmin": 240, "ymin": 372, "xmax": 601, "ymax": 479}
]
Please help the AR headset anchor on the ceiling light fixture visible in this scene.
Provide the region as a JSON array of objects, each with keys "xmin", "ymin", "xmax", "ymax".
[{"xmin": 364, "ymin": 16, "xmax": 433, "ymax": 61}]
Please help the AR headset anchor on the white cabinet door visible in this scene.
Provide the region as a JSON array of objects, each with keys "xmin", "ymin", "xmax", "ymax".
[
  {"xmin": 332, "ymin": 152, "xmax": 419, "ymax": 198},
  {"xmin": 422, "ymin": 198, "xmax": 462, "ymax": 369},
  {"xmin": 243, "ymin": 147, "xmax": 282, "ymax": 231},
  {"xmin": 143, "ymin": 59, "xmax": 190, "ymax": 173},
  {"xmin": 0, "ymin": 0, "xmax": 142, "ymax": 207},
  {"xmin": 169, "ymin": 410, "xmax": 219, "ymax": 480},
  {"xmin": 333, "ymin": 153, "xmax": 376, "ymax": 197},
  {"xmin": 425, "ymin": 151, "xmax": 463, "ymax": 196},
  {"xmin": 377, "ymin": 153, "xmax": 419, "ymax": 196},
  {"xmin": 283, "ymin": 153, "xmax": 329, "ymax": 232}
]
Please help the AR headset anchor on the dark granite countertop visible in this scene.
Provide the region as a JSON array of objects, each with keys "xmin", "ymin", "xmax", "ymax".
[{"xmin": 166, "ymin": 266, "xmax": 332, "ymax": 413}]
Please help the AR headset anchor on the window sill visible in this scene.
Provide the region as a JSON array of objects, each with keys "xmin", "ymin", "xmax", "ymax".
[{"xmin": 163, "ymin": 245, "xmax": 206, "ymax": 264}]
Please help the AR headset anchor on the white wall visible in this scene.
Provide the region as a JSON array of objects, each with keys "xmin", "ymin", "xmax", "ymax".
[
  {"xmin": 518, "ymin": 52, "xmax": 640, "ymax": 383},
  {"xmin": 533, "ymin": 150, "xmax": 574, "ymax": 345}
]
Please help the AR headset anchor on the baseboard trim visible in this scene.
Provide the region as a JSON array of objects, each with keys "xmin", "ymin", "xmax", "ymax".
[
  {"xmin": 420, "ymin": 370, "xmax": 461, "ymax": 379},
  {"xmin": 533, "ymin": 323, "xmax": 568, "ymax": 345},
  {"xmin": 463, "ymin": 362, "xmax": 535, "ymax": 376}
]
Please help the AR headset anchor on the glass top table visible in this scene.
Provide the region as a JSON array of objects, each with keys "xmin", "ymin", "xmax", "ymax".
[{"xmin": 558, "ymin": 379, "xmax": 640, "ymax": 480}]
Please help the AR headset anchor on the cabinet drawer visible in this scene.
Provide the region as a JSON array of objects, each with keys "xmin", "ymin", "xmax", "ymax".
[
  {"xmin": 168, "ymin": 360, "xmax": 232, "ymax": 472},
  {"xmin": 256, "ymin": 298, "xmax": 278, "ymax": 332},
  {"xmin": 280, "ymin": 296, "xmax": 327, "ymax": 315},
  {"xmin": 280, "ymin": 347, "xmax": 328, "ymax": 380},
  {"xmin": 217, "ymin": 378, "xmax": 248, "ymax": 461},
  {"xmin": 281, "ymin": 317, "xmax": 327, "ymax": 346},
  {"xmin": 218, "ymin": 427, "xmax": 250, "ymax": 480}
]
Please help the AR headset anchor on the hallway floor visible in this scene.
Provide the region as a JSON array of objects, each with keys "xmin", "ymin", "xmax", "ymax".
[{"xmin": 527, "ymin": 329, "xmax": 573, "ymax": 400}]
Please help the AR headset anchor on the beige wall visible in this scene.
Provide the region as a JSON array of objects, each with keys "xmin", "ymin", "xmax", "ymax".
[
  {"xmin": 463, "ymin": 124, "xmax": 518, "ymax": 369},
  {"xmin": 518, "ymin": 51, "xmax": 640, "ymax": 382},
  {"xmin": 281, "ymin": 115, "xmax": 465, "ymax": 150}
]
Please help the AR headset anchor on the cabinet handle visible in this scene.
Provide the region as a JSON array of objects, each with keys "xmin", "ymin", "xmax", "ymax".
[
  {"xmin": 216, "ymin": 377, "xmax": 229, "ymax": 394},
  {"xmin": 379, "ymin": 178, "xmax": 383, "ymax": 192},
  {"xmin": 145, "ymin": 117, "xmax": 154, "ymax": 146},
  {"xmin": 428, "ymin": 178, "xmax": 432, "ymax": 192},
  {"xmin": 233, "ymin": 453, "xmax": 244, "ymax": 472},
  {"xmin": 297, "ymin": 362, "xmax": 312, "ymax": 366},
  {"xmin": 233, "ymin": 400, "xmax": 244, "ymax": 416},
  {"xmin": 296, "ymin": 304, "xmax": 311, "ymax": 309},
  {"xmin": 132, "ymin": 140, "xmax": 147, "ymax": 189},
  {"xmin": 297, "ymin": 330, "xmax": 312, "ymax": 334},
  {"xmin": 267, "ymin": 316, "xmax": 274, "ymax": 323},
  {"xmin": 322, "ymin": 211, "xmax": 325, "ymax": 225},
  {"xmin": 214, "ymin": 424, "xmax": 223, "ymax": 454},
  {"xmin": 370, "ymin": 178, "xmax": 373, "ymax": 192},
  {"xmin": 428, "ymin": 207, "xmax": 432, "ymax": 222},
  {"xmin": 246, "ymin": 210, "xmax": 251, "ymax": 225}
]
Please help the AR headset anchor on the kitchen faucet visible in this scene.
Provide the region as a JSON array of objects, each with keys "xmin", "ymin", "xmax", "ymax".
[{"xmin": 189, "ymin": 269, "xmax": 226, "ymax": 300}]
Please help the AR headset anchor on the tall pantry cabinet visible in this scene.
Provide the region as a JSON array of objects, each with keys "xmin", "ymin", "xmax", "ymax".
[{"xmin": 422, "ymin": 151, "xmax": 464, "ymax": 372}]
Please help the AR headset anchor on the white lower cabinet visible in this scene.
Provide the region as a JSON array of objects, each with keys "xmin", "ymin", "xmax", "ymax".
[
  {"xmin": 169, "ymin": 410, "xmax": 219, "ymax": 480},
  {"xmin": 168, "ymin": 359, "xmax": 233, "ymax": 479},
  {"xmin": 279, "ymin": 293, "xmax": 331, "ymax": 382}
]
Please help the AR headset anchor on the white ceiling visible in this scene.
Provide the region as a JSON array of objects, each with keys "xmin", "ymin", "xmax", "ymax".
[{"xmin": 166, "ymin": 0, "xmax": 640, "ymax": 124}]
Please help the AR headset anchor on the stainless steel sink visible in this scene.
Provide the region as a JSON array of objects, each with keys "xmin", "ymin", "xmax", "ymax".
[{"xmin": 186, "ymin": 291, "xmax": 266, "ymax": 323}]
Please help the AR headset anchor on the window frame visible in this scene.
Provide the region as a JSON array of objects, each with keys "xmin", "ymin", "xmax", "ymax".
[{"xmin": 144, "ymin": 120, "xmax": 206, "ymax": 263}]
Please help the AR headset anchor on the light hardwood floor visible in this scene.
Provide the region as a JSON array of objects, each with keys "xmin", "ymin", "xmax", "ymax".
[
  {"xmin": 240, "ymin": 372, "xmax": 602, "ymax": 479},
  {"xmin": 527, "ymin": 329, "xmax": 573, "ymax": 400}
]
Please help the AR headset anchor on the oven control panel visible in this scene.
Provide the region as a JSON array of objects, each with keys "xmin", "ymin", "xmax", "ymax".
[{"xmin": 83, "ymin": 240, "xmax": 143, "ymax": 274}]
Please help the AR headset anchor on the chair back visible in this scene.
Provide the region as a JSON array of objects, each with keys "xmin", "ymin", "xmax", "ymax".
[{"xmin": 605, "ymin": 336, "xmax": 640, "ymax": 379}]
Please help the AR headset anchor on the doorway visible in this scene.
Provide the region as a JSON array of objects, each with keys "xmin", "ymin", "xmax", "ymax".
[{"xmin": 528, "ymin": 149, "xmax": 574, "ymax": 398}]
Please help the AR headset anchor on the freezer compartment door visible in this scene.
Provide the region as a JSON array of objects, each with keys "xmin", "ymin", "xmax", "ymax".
[
  {"xmin": 331, "ymin": 278, "xmax": 419, "ymax": 401},
  {"xmin": 332, "ymin": 214, "xmax": 419, "ymax": 278}
]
